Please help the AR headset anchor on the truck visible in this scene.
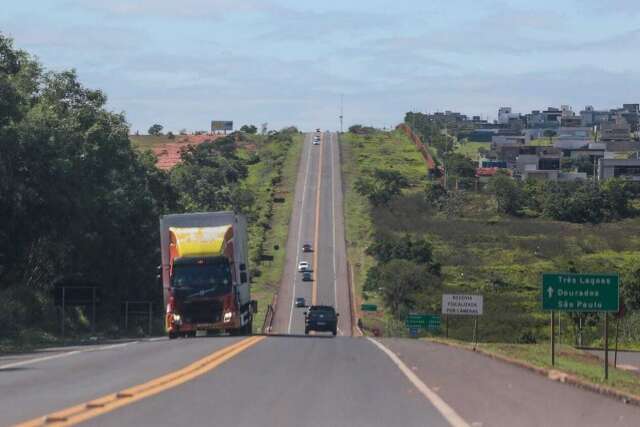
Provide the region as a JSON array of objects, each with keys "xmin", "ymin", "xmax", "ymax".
[{"xmin": 159, "ymin": 212, "xmax": 257, "ymax": 338}]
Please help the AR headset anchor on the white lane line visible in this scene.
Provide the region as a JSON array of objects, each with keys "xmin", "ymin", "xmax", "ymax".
[
  {"xmin": 367, "ymin": 338, "xmax": 470, "ymax": 427},
  {"xmin": 0, "ymin": 342, "xmax": 135, "ymax": 370},
  {"xmin": 330, "ymin": 133, "xmax": 343, "ymax": 336},
  {"xmin": 288, "ymin": 134, "xmax": 313, "ymax": 334},
  {"xmin": 146, "ymin": 337, "xmax": 166, "ymax": 342}
]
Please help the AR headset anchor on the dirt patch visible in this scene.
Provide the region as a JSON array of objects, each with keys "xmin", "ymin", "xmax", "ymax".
[{"xmin": 152, "ymin": 134, "xmax": 222, "ymax": 170}]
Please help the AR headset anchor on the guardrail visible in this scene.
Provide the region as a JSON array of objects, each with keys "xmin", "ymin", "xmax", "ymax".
[
  {"xmin": 262, "ymin": 305, "xmax": 274, "ymax": 334},
  {"xmin": 347, "ymin": 262, "xmax": 363, "ymax": 336},
  {"xmin": 261, "ymin": 292, "xmax": 278, "ymax": 334}
]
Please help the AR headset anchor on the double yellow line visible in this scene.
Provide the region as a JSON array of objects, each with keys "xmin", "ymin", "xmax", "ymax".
[{"xmin": 14, "ymin": 336, "xmax": 264, "ymax": 427}]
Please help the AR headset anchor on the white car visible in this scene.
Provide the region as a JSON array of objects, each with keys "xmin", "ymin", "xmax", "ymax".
[
  {"xmin": 298, "ymin": 261, "xmax": 310, "ymax": 272},
  {"xmin": 312, "ymin": 139, "xmax": 320, "ymax": 145}
]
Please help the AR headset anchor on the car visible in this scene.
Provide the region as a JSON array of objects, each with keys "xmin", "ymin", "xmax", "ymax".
[
  {"xmin": 316, "ymin": 128, "xmax": 321, "ymax": 133},
  {"xmin": 312, "ymin": 140, "xmax": 320, "ymax": 145},
  {"xmin": 298, "ymin": 261, "xmax": 310, "ymax": 272},
  {"xmin": 304, "ymin": 305, "xmax": 338, "ymax": 336},
  {"xmin": 302, "ymin": 271, "xmax": 312, "ymax": 281},
  {"xmin": 302, "ymin": 243, "xmax": 313, "ymax": 252},
  {"xmin": 295, "ymin": 297, "xmax": 306, "ymax": 307}
]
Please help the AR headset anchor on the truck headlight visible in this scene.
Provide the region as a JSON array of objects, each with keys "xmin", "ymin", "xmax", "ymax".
[
  {"xmin": 224, "ymin": 312, "xmax": 233, "ymax": 322},
  {"xmin": 173, "ymin": 314, "xmax": 182, "ymax": 325}
]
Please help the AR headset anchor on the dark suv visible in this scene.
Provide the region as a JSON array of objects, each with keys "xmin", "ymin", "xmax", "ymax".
[{"xmin": 304, "ymin": 305, "xmax": 338, "ymax": 336}]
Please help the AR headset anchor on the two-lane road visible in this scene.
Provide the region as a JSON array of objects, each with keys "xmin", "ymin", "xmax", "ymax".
[{"xmin": 272, "ymin": 131, "xmax": 351, "ymax": 335}]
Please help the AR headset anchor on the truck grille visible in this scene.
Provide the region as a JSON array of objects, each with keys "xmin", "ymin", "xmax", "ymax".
[{"xmin": 182, "ymin": 299, "xmax": 223, "ymax": 323}]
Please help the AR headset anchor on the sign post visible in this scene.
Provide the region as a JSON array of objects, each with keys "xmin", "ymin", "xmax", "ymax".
[
  {"xmin": 541, "ymin": 272, "xmax": 619, "ymax": 378},
  {"xmin": 405, "ymin": 314, "xmax": 441, "ymax": 332},
  {"xmin": 551, "ymin": 311, "xmax": 555, "ymax": 367},
  {"xmin": 604, "ymin": 313, "xmax": 609, "ymax": 380},
  {"xmin": 442, "ymin": 294, "xmax": 483, "ymax": 345}
]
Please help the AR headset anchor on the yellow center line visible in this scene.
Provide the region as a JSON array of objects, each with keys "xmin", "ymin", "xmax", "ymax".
[
  {"xmin": 312, "ymin": 133, "xmax": 324, "ymax": 305},
  {"xmin": 13, "ymin": 336, "xmax": 265, "ymax": 427}
]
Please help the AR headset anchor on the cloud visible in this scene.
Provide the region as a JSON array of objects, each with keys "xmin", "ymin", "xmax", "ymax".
[{"xmin": 71, "ymin": 0, "xmax": 285, "ymax": 19}]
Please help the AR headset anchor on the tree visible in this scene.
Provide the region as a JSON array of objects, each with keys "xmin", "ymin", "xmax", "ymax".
[
  {"xmin": 0, "ymin": 34, "xmax": 175, "ymax": 338},
  {"xmin": 240, "ymin": 124, "xmax": 258, "ymax": 134},
  {"xmin": 366, "ymin": 234, "xmax": 437, "ymax": 267},
  {"xmin": 354, "ymin": 169, "xmax": 410, "ymax": 206},
  {"xmin": 543, "ymin": 129, "xmax": 557, "ymax": 144},
  {"xmin": 170, "ymin": 138, "xmax": 249, "ymax": 213},
  {"xmin": 148, "ymin": 124, "xmax": 163, "ymax": 135},
  {"xmin": 443, "ymin": 152, "xmax": 476, "ymax": 178},
  {"xmin": 488, "ymin": 175, "xmax": 524, "ymax": 215},
  {"xmin": 363, "ymin": 259, "xmax": 441, "ymax": 317}
]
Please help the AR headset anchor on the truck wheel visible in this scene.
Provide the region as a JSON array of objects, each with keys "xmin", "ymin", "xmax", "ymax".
[
  {"xmin": 332, "ymin": 328, "xmax": 337, "ymax": 336},
  {"xmin": 168, "ymin": 331, "xmax": 178, "ymax": 340}
]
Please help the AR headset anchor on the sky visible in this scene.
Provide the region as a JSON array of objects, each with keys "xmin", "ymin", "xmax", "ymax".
[{"xmin": 2, "ymin": 0, "xmax": 639, "ymax": 132}]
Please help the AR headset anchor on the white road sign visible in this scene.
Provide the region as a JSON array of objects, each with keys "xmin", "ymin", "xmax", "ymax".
[{"xmin": 442, "ymin": 294, "xmax": 483, "ymax": 316}]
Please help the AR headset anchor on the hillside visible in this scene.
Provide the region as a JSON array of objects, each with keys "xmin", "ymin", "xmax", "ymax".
[{"xmin": 341, "ymin": 129, "xmax": 640, "ymax": 345}]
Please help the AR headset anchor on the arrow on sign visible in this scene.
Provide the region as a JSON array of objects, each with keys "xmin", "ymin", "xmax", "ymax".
[{"xmin": 547, "ymin": 286, "xmax": 554, "ymax": 299}]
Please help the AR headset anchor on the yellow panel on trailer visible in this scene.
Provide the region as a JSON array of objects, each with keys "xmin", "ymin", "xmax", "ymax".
[{"xmin": 170, "ymin": 225, "xmax": 231, "ymax": 258}]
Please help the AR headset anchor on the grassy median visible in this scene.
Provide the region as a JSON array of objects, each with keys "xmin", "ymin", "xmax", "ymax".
[{"xmin": 247, "ymin": 134, "xmax": 303, "ymax": 331}]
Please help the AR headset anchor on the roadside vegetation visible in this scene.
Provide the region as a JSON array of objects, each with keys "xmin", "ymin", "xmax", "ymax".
[
  {"xmin": 0, "ymin": 35, "xmax": 299, "ymax": 349},
  {"xmin": 341, "ymin": 119, "xmax": 640, "ymax": 348}
]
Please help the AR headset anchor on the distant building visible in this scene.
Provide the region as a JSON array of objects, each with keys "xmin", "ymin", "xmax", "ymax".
[
  {"xmin": 580, "ymin": 105, "xmax": 611, "ymax": 127},
  {"xmin": 598, "ymin": 159, "xmax": 640, "ymax": 181},
  {"xmin": 599, "ymin": 117, "xmax": 631, "ymax": 142},
  {"xmin": 498, "ymin": 107, "xmax": 520, "ymax": 125},
  {"xmin": 542, "ymin": 107, "xmax": 562, "ymax": 125},
  {"xmin": 491, "ymin": 135, "xmax": 527, "ymax": 146}
]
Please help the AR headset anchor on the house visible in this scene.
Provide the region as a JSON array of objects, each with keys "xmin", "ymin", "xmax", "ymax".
[
  {"xmin": 491, "ymin": 135, "xmax": 527, "ymax": 146},
  {"xmin": 542, "ymin": 107, "xmax": 563, "ymax": 125},
  {"xmin": 498, "ymin": 107, "xmax": 520, "ymax": 125},
  {"xmin": 580, "ymin": 106, "xmax": 610, "ymax": 127},
  {"xmin": 599, "ymin": 117, "xmax": 631, "ymax": 142},
  {"xmin": 598, "ymin": 159, "xmax": 640, "ymax": 181}
]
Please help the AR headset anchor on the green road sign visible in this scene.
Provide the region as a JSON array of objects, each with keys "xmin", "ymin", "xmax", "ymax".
[
  {"xmin": 542, "ymin": 273, "xmax": 619, "ymax": 312},
  {"xmin": 361, "ymin": 304, "xmax": 378, "ymax": 312},
  {"xmin": 405, "ymin": 314, "xmax": 440, "ymax": 330}
]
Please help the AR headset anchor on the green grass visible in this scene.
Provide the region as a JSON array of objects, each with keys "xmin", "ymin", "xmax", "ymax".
[
  {"xmin": 340, "ymin": 130, "xmax": 428, "ymax": 329},
  {"xmin": 247, "ymin": 134, "xmax": 303, "ymax": 331},
  {"xmin": 455, "ymin": 141, "xmax": 490, "ymax": 159},
  {"xmin": 529, "ymin": 138, "xmax": 553, "ymax": 146},
  {"xmin": 432, "ymin": 338, "xmax": 640, "ymax": 397}
]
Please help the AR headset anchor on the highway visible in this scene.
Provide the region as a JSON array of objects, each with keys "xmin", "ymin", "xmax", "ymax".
[
  {"xmin": 2, "ymin": 132, "xmax": 640, "ymax": 426},
  {"xmin": 271, "ymin": 131, "xmax": 352, "ymax": 336}
]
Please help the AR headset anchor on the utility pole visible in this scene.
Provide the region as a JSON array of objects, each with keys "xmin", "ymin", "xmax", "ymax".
[{"xmin": 339, "ymin": 94, "xmax": 344, "ymax": 133}]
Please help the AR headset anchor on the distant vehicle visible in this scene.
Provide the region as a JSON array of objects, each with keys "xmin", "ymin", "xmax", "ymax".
[
  {"xmin": 305, "ymin": 305, "xmax": 338, "ymax": 336},
  {"xmin": 316, "ymin": 128, "xmax": 321, "ymax": 133},
  {"xmin": 302, "ymin": 271, "xmax": 312, "ymax": 281},
  {"xmin": 295, "ymin": 297, "xmax": 306, "ymax": 307},
  {"xmin": 298, "ymin": 261, "xmax": 310, "ymax": 272},
  {"xmin": 312, "ymin": 140, "xmax": 320, "ymax": 145},
  {"xmin": 302, "ymin": 243, "xmax": 313, "ymax": 252},
  {"xmin": 160, "ymin": 212, "xmax": 257, "ymax": 339}
]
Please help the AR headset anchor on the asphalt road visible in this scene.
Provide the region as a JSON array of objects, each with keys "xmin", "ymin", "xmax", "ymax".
[
  {"xmin": 272, "ymin": 132, "xmax": 351, "ymax": 335},
  {"xmin": 585, "ymin": 349, "xmax": 640, "ymax": 373}
]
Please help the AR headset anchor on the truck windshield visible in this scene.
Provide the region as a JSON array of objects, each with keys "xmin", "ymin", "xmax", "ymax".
[{"xmin": 171, "ymin": 261, "xmax": 232, "ymax": 294}]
